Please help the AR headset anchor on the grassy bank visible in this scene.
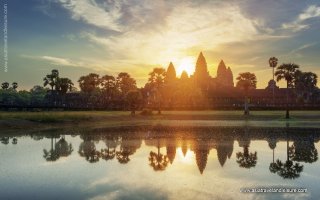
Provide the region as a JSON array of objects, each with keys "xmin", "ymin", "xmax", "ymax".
[
  {"xmin": 1, "ymin": 110, "xmax": 320, "ymax": 133},
  {"xmin": 0, "ymin": 110, "xmax": 320, "ymax": 124}
]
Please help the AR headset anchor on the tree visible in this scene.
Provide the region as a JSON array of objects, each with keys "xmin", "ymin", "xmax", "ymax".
[
  {"xmin": 294, "ymin": 71, "xmax": 318, "ymax": 103},
  {"xmin": 275, "ymin": 63, "xmax": 299, "ymax": 118},
  {"xmin": 56, "ymin": 78, "xmax": 74, "ymax": 95},
  {"xmin": 269, "ymin": 57, "xmax": 278, "ymax": 104},
  {"xmin": 12, "ymin": 82, "xmax": 18, "ymax": 90},
  {"xmin": 149, "ymin": 138, "xmax": 169, "ymax": 171},
  {"xmin": 126, "ymin": 90, "xmax": 142, "ymax": 115},
  {"xmin": 1, "ymin": 82, "xmax": 9, "ymax": 90},
  {"xmin": 269, "ymin": 125, "xmax": 304, "ymax": 179},
  {"xmin": 78, "ymin": 138, "xmax": 100, "ymax": 163},
  {"xmin": 43, "ymin": 69, "xmax": 59, "ymax": 92},
  {"xmin": 116, "ymin": 72, "xmax": 137, "ymax": 96},
  {"xmin": 55, "ymin": 137, "xmax": 73, "ymax": 157},
  {"xmin": 78, "ymin": 73, "xmax": 100, "ymax": 93},
  {"xmin": 30, "ymin": 85, "xmax": 47, "ymax": 105},
  {"xmin": 269, "ymin": 57, "xmax": 278, "ymax": 82},
  {"xmin": 148, "ymin": 68, "xmax": 166, "ymax": 114},
  {"xmin": 236, "ymin": 72, "xmax": 257, "ymax": 115},
  {"xmin": 100, "ymin": 75, "xmax": 116, "ymax": 103},
  {"xmin": 43, "ymin": 136, "xmax": 60, "ymax": 162}
]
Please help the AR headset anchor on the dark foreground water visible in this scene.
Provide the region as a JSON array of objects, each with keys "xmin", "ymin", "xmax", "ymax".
[{"xmin": 0, "ymin": 126, "xmax": 319, "ymax": 200}]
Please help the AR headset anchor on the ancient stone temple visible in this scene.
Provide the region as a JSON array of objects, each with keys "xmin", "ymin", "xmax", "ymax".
[
  {"xmin": 194, "ymin": 52, "xmax": 210, "ymax": 90},
  {"xmin": 216, "ymin": 60, "xmax": 234, "ymax": 88},
  {"xmin": 165, "ymin": 62, "xmax": 177, "ymax": 83}
]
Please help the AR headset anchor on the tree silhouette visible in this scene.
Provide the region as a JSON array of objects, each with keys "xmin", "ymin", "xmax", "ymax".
[
  {"xmin": 78, "ymin": 137, "xmax": 100, "ymax": 163},
  {"xmin": 116, "ymin": 137, "xmax": 141, "ymax": 164},
  {"xmin": 236, "ymin": 72, "xmax": 257, "ymax": 115},
  {"xmin": 55, "ymin": 137, "xmax": 73, "ymax": 157},
  {"xmin": 269, "ymin": 125, "xmax": 304, "ymax": 179},
  {"xmin": 148, "ymin": 68, "xmax": 166, "ymax": 114},
  {"xmin": 56, "ymin": 78, "xmax": 74, "ymax": 95},
  {"xmin": 289, "ymin": 137, "xmax": 318, "ymax": 163},
  {"xmin": 268, "ymin": 57, "xmax": 278, "ymax": 104},
  {"xmin": 0, "ymin": 137, "xmax": 9, "ymax": 145},
  {"xmin": 12, "ymin": 137, "xmax": 18, "ymax": 145},
  {"xmin": 126, "ymin": 89, "xmax": 143, "ymax": 115},
  {"xmin": 275, "ymin": 63, "xmax": 299, "ymax": 118},
  {"xmin": 12, "ymin": 82, "xmax": 18, "ymax": 90},
  {"xmin": 294, "ymin": 71, "xmax": 318, "ymax": 103},
  {"xmin": 43, "ymin": 69, "xmax": 59, "ymax": 92},
  {"xmin": 78, "ymin": 73, "xmax": 100, "ymax": 94},
  {"xmin": 43, "ymin": 136, "xmax": 60, "ymax": 162},
  {"xmin": 149, "ymin": 139, "xmax": 169, "ymax": 171},
  {"xmin": 236, "ymin": 146, "xmax": 257, "ymax": 169},
  {"xmin": 100, "ymin": 75, "xmax": 116, "ymax": 104},
  {"xmin": 101, "ymin": 136, "xmax": 118, "ymax": 162},
  {"xmin": 116, "ymin": 72, "xmax": 137, "ymax": 97},
  {"xmin": 1, "ymin": 82, "xmax": 9, "ymax": 90}
]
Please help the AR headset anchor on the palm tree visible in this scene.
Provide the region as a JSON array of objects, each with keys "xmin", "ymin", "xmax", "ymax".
[
  {"xmin": 56, "ymin": 78, "xmax": 74, "ymax": 95},
  {"xmin": 43, "ymin": 69, "xmax": 59, "ymax": 92},
  {"xmin": 269, "ymin": 124, "xmax": 304, "ymax": 179},
  {"xmin": 12, "ymin": 82, "xmax": 18, "ymax": 90},
  {"xmin": 275, "ymin": 63, "xmax": 299, "ymax": 118},
  {"xmin": 43, "ymin": 136, "xmax": 60, "ymax": 162},
  {"xmin": 149, "ymin": 138, "xmax": 169, "ymax": 171},
  {"xmin": 269, "ymin": 57, "xmax": 278, "ymax": 104},
  {"xmin": 1, "ymin": 82, "xmax": 9, "ymax": 90},
  {"xmin": 148, "ymin": 68, "xmax": 166, "ymax": 114},
  {"xmin": 236, "ymin": 72, "xmax": 257, "ymax": 115},
  {"xmin": 269, "ymin": 57, "xmax": 278, "ymax": 82}
]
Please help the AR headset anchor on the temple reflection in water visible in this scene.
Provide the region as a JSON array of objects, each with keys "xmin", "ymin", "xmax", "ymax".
[{"xmin": 1, "ymin": 126, "xmax": 319, "ymax": 179}]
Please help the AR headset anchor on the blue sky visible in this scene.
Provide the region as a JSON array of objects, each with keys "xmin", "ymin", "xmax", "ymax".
[{"xmin": 1, "ymin": 0, "xmax": 320, "ymax": 89}]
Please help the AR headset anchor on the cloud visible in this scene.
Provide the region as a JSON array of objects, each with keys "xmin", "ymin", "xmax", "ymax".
[
  {"xmin": 282, "ymin": 5, "xmax": 320, "ymax": 32},
  {"xmin": 76, "ymin": 1, "xmax": 267, "ymax": 66},
  {"xmin": 58, "ymin": 0, "xmax": 122, "ymax": 32},
  {"xmin": 21, "ymin": 54, "xmax": 111, "ymax": 72}
]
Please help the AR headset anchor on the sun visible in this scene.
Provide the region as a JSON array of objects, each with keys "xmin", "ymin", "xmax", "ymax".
[{"xmin": 176, "ymin": 57, "xmax": 195, "ymax": 77}]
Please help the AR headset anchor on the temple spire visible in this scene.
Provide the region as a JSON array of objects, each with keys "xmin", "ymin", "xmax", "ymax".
[
  {"xmin": 194, "ymin": 52, "xmax": 210, "ymax": 90},
  {"xmin": 165, "ymin": 62, "xmax": 176, "ymax": 83}
]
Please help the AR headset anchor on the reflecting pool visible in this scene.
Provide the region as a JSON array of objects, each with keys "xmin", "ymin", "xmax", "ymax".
[{"xmin": 0, "ymin": 126, "xmax": 319, "ymax": 200}]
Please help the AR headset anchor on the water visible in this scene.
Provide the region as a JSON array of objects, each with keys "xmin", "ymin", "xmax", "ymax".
[{"xmin": 0, "ymin": 126, "xmax": 319, "ymax": 200}]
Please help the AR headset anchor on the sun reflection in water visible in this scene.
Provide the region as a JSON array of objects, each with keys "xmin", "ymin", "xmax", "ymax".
[{"xmin": 177, "ymin": 147, "xmax": 194, "ymax": 164}]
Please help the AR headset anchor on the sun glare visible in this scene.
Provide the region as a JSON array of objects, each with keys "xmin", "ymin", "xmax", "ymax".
[{"xmin": 176, "ymin": 57, "xmax": 195, "ymax": 77}]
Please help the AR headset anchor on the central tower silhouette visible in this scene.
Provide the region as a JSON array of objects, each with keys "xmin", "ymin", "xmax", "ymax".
[{"xmin": 194, "ymin": 52, "xmax": 210, "ymax": 91}]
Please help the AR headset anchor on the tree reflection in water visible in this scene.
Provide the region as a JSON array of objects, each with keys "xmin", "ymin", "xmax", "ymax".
[
  {"xmin": 100, "ymin": 135, "xmax": 118, "ymax": 162},
  {"xmin": 3, "ymin": 126, "xmax": 319, "ymax": 178},
  {"xmin": 149, "ymin": 138, "xmax": 169, "ymax": 171},
  {"xmin": 236, "ymin": 128, "xmax": 257, "ymax": 169},
  {"xmin": 44, "ymin": 135, "xmax": 73, "ymax": 162},
  {"xmin": 269, "ymin": 124, "xmax": 304, "ymax": 179},
  {"xmin": 116, "ymin": 136, "xmax": 141, "ymax": 164},
  {"xmin": 289, "ymin": 136, "xmax": 318, "ymax": 163},
  {"xmin": 78, "ymin": 135, "xmax": 100, "ymax": 163}
]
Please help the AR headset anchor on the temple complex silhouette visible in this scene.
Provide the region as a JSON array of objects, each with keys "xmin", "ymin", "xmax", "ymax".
[{"xmin": 160, "ymin": 52, "xmax": 319, "ymax": 109}]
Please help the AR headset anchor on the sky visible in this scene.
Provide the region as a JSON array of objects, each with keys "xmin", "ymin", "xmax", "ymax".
[{"xmin": 1, "ymin": 0, "xmax": 320, "ymax": 89}]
